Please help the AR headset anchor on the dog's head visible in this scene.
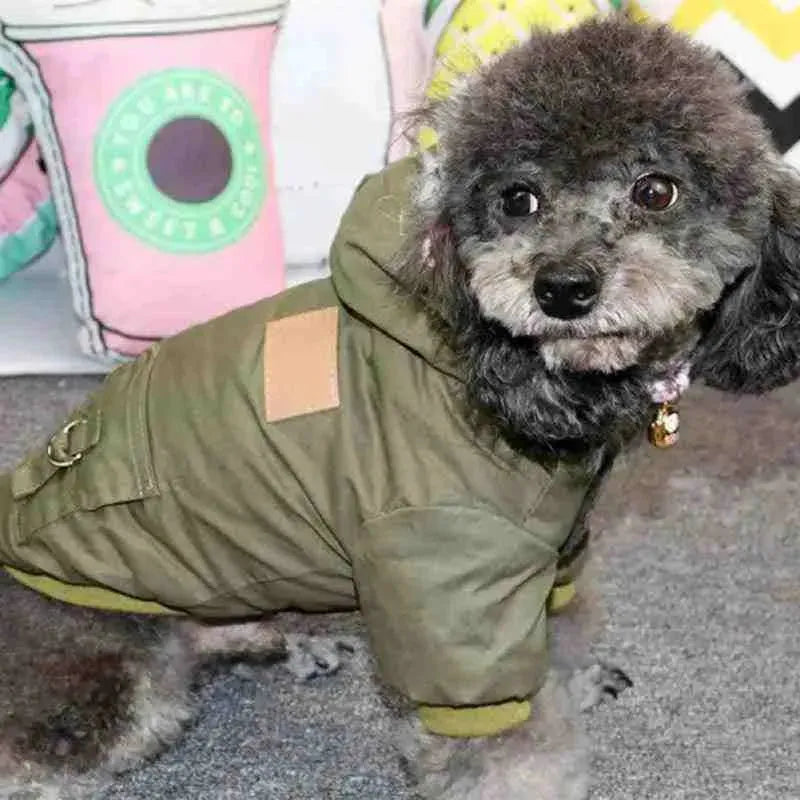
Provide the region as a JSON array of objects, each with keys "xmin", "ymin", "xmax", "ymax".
[{"xmin": 403, "ymin": 18, "xmax": 800, "ymax": 394}]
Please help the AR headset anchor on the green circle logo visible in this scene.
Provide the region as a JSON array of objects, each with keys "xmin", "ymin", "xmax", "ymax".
[{"xmin": 95, "ymin": 69, "xmax": 266, "ymax": 253}]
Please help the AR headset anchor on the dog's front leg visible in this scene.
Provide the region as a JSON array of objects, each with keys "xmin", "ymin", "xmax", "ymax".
[
  {"xmin": 398, "ymin": 662, "xmax": 632, "ymax": 800},
  {"xmin": 397, "ymin": 671, "xmax": 589, "ymax": 800},
  {"xmin": 182, "ymin": 619, "xmax": 355, "ymax": 682}
]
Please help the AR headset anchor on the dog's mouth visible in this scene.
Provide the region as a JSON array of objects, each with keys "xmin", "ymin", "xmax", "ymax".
[
  {"xmin": 538, "ymin": 332, "xmax": 648, "ymax": 373},
  {"xmin": 537, "ymin": 323, "xmax": 697, "ymax": 374},
  {"xmin": 543, "ymin": 330, "xmax": 635, "ymax": 343}
]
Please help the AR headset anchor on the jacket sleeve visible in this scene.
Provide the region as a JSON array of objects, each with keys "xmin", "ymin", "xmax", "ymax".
[{"xmin": 351, "ymin": 505, "xmax": 559, "ymax": 708}]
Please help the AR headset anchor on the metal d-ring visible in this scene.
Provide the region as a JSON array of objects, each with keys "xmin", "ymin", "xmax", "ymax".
[{"xmin": 47, "ymin": 417, "xmax": 88, "ymax": 468}]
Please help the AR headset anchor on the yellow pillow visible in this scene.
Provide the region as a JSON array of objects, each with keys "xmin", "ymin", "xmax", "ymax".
[{"xmin": 420, "ymin": 0, "xmax": 615, "ymax": 149}]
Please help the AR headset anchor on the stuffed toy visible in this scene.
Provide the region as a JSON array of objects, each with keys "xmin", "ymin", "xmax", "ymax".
[
  {"xmin": 0, "ymin": 1, "xmax": 288, "ymax": 360},
  {"xmin": 629, "ymin": 0, "xmax": 800, "ymax": 170},
  {"xmin": 0, "ymin": 69, "xmax": 56, "ymax": 281},
  {"xmin": 0, "ymin": 69, "xmax": 28, "ymax": 181}
]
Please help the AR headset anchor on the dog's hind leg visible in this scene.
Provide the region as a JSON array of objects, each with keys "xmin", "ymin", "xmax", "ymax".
[
  {"xmin": 105, "ymin": 619, "xmax": 318, "ymax": 775},
  {"xmin": 0, "ymin": 603, "xmax": 199, "ymax": 799},
  {"xmin": 0, "ymin": 572, "xmax": 344, "ymax": 798}
]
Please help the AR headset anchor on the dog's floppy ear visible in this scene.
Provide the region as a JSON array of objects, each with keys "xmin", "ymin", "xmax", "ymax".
[
  {"xmin": 695, "ymin": 165, "xmax": 800, "ymax": 393},
  {"xmin": 396, "ymin": 150, "xmax": 465, "ymax": 317}
]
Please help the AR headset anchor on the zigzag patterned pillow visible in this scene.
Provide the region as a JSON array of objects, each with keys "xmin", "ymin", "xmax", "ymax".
[{"xmin": 629, "ymin": 0, "xmax": 800, "ymax": 170}]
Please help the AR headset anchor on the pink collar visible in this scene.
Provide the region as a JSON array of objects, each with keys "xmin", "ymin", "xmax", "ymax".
[{"xmin": 648, "ymin": 362, "xmax": 691, "ymax": 405}]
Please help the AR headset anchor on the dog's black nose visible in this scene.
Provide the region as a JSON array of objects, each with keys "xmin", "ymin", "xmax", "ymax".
[{"xmin": 533, "ymin": 264, "xmax": 599, "ymax": 319}]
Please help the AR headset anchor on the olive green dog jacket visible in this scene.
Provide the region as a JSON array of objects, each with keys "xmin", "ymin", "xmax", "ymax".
[{"xmin": 0, "ymin": 157, "xmax": 594, "ymax": 714}]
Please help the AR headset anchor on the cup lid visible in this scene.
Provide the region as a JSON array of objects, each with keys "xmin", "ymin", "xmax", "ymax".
[{"xmin": 2, "ymin": 0, "xmax": 287, "ymax": 40}]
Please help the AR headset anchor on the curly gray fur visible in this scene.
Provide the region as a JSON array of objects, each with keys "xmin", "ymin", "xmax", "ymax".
[{"xmin": 695, "ymin": 163, "xmax": 800, "ymax": 391}]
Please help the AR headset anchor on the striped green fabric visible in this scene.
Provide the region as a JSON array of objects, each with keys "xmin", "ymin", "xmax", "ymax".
[{"xmin": 0, "ymin": 197, "xmax": 58, "ymax": 280}]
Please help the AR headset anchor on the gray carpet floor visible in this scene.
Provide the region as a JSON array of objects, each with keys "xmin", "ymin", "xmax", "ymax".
[{"xmin": 1, "ymin": 375, "xmax": 799, "ymax": 799}]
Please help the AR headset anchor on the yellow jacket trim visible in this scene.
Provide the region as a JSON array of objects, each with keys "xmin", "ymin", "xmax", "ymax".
[
  {"xmin": 418, "ymin": 699, "xmax": 532, "ymax": 738},
  {"xmin": 4, "ymin": 566, "xmax": 183, "ymax": 615}
]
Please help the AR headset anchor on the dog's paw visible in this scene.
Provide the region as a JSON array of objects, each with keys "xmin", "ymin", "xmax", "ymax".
[
  {"xmin": 570, "ymin": 662, "xmax": 633, "ymax": 712},
  {"xmin": 282, "ymin": 635, "xmax": 355, "ymax": 682},
  {"xmin": 400, "ymin": 708, "xmax": 591, "ymax": 800}
]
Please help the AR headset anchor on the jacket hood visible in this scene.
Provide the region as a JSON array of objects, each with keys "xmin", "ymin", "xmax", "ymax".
[{"xmin": 329, "ymin": 157, "xmax": 462, "ymax": 381}]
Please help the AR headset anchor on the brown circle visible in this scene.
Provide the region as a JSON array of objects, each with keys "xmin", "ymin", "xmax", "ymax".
[{"xmin": 146, "ymin": 116, "xmax": 232, "ymax": 204}]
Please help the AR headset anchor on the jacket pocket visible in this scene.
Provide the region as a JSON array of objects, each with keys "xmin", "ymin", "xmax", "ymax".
[{"xmin": 11, "ymin": 344, "xmax": 162, "ymax": 541}]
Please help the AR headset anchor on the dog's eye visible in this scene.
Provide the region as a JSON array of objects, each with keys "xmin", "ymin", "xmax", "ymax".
[
  {"xmin": 631, "ymin": 173, "xmax": 678, "ymax": 211},
  {"xmin": 501, "ymin": 185, "xmax": 539, "ymax": 217}
]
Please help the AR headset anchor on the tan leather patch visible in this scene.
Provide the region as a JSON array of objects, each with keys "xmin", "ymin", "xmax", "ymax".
[{"xmin": 264, "ymin": 307, "xmax": 340, "ymax": 422}]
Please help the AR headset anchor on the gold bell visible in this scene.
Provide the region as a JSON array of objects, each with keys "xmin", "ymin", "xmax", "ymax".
[{"xmin": 648, "ymin": 402, "xmax": 680, "ymax": 448}]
